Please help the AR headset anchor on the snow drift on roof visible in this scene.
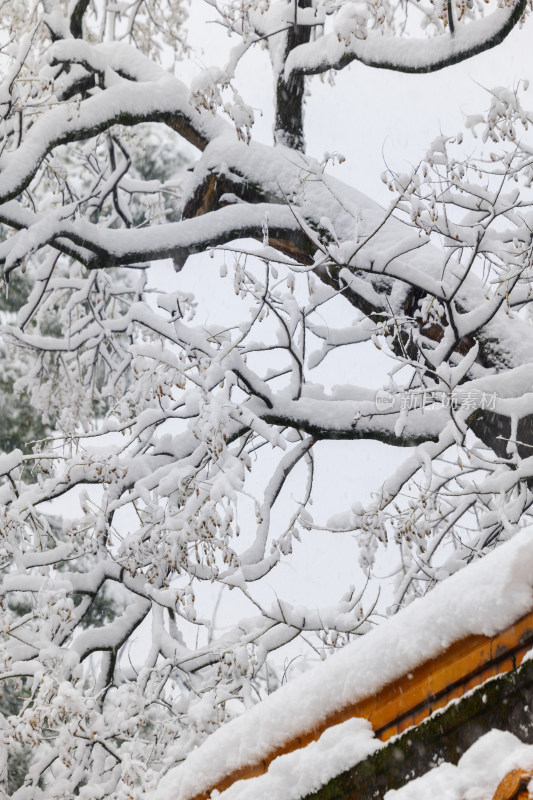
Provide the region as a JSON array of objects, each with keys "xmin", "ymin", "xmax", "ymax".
[
  {"xmin": 384, "ymin": 729, "xmax": 533, "ymax": 800},
  {"xmin": 150, "ymin": 527, "xmax": 533, "ymax": 800}
]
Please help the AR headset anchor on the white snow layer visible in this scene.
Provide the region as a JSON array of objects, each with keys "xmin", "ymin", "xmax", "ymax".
[
  {"xmin": 385, "ymin": 729, "xmax": 533, "ymax": 800},
  {"xmin": 150, "ymin": 528, "xmax": 533, "ymax": 800},
  {"xmin": 212, "ymin": 719, "xmax": 380, "ymax": 800}
]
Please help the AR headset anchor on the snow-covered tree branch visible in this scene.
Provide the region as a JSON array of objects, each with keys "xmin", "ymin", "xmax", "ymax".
[{"xmin": 0, "ymin": 0, "xmax": 533, "ymax": 797}]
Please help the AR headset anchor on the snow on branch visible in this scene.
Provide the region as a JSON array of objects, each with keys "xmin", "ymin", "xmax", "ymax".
[
  {"xmin": 0, "ymin": 1, "xmax": 533, "ymax": 797},
  {"xmin": 285, "ymin": 0, "xmax": 527, "ymax": 77}
]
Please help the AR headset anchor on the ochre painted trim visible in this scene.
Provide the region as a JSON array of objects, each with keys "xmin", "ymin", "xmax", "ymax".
[
  {"xmin": 189, "ymin": 610, "xmax": 533, "ymax": 800},
  {"xmin": 493, "ymin": 768, "xmax": 533, "ymax": 800}
]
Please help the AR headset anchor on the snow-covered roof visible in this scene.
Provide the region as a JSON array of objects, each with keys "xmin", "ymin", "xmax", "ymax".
[
  {"xmin": 150, "ymin": 528, "xmax": 533, "ymax": 800},
  {"xmin": 384, "ymin": 731, "xmax": 533, "ymax": 800},
  {"xmin": 155, "ymin": 727, "xmax": 533, "ymax": 800}
]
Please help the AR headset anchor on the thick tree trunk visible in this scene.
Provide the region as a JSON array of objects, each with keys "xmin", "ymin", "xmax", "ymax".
[{"xmin": 273, "ymin": 1, "xmax": 313, "ymax": 151}]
